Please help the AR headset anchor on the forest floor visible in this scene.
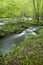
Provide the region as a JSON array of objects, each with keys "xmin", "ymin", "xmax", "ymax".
[{"xmin": 0, "ymin": 19, "xmax": 43, "ymax": 65}]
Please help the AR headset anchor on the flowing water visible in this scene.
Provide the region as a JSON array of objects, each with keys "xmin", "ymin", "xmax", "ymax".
[
  {"xmin": 0, "ymin": 18, "xmax": 38, "ymax": 53},
  {"xmin": 0, "ymin": 27, "xmax": 38, "ymax": 53}
]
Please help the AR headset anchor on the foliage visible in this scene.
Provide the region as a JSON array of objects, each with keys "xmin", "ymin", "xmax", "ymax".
[
  {"xmin": 0, "ymin": 19, "xmax": 43, "ymax": 37},
  {"xmin": 32, "ymin": 0, "xmax": 43, "ymax": 20},
  {"xmin": 0, "ymin": 29, "xmax": 43, "ymax": 65},
  {"xmin": 0, "ymin": 0, "xmax": 43, "ymax": 18},
  {"xmin": 0, "ymin": 0, "xmax": 43, "ymax": 65}
]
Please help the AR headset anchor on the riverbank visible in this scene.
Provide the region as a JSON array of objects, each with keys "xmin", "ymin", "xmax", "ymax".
[
  {"xmin": 0, "ymin": 28, "xmax": 43, "ymax": 65},
  {"xmin": 0, "ymin": 19, "xmax": 43, "ymax": 65},
  {"xmin": 0, "ymin": 20, "xmax": 43, "ymax": 38}
]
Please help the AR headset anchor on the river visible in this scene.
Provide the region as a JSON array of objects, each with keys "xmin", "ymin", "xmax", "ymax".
[{"xmin": 0, "ymin": 27, "xmax": 38, "ymax": 53}]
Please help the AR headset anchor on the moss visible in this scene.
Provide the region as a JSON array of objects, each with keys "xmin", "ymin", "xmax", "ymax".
[
  {"xmin": 0, "ymin": 20, "xmax": 43, "ymax": 37},
  {"xmin": 0, "ymin": 31, "xmax": 43, "ymax": 65}
]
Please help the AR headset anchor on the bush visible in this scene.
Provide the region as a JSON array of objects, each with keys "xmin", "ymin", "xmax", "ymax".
[{"xmin": 0, "ymin": 34, "xmax": 43, "ymax": 65}]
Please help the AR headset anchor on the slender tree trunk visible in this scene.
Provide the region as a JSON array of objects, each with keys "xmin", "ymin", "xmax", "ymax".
[
  {"xmin": 32, "ymin": 0, "xmax": 41, "ymax": 21},
  {"xmin": 32, "ymin": 0, "xmax": 37, "ymax": 20}
]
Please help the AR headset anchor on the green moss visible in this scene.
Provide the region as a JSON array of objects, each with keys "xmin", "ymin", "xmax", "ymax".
[
  {"xmin": 0, "ymin": 32, "xmax": 43, "ymax": 65},
  {"xmin": 0, "ymin": 20, "xmax": 43, "ymax": 37}
]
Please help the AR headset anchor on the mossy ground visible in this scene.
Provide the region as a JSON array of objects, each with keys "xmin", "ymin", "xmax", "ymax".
[
  {"xmin": 0, "ymin": 20, "xmax": 43, "ymax": 65},
  {"xmin": 0, "ymin": 20, "xmax": 43, "ymax": 37}
]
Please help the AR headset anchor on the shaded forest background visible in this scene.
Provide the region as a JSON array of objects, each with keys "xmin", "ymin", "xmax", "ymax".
[{"xmin": 0, "ymin": 0, "xmax": 43, "ymax": 20}]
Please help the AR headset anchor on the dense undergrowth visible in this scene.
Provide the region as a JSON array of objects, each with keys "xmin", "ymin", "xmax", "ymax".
[
  {"xmin": 0, "ymin": 20, "xmax": 43, "ymax": 37},
  {"xmin": 0, "ymin": 26, "xmax": 43, "ymax": 65},
  {"xmin": 0, "ymin": 0, "xmax": 43, "ymax": 65}
]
